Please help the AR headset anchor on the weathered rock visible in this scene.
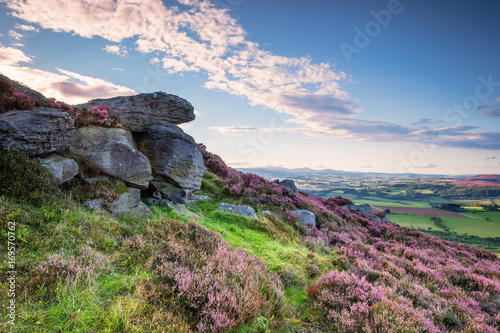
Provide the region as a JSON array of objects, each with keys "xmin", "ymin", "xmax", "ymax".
[
  {"xmin": 70, "ymin": 127, "xmax": 152, "ymax": 189},
  {"xmin": 79, "ymin": 92, "xmax": 195, "ymax": 132},
  {"xmin": 70, "ymin": 126, "xmax": 136, "ymax": 155},
  {"xmin": 342, "ymin": 204, "xmax": 372, "ymax": 215},
  {"xmin": 109, "ymin": 187, "xmax": 152, "ymax": 217},
  {"xmin": 146, "ymin": 123, "xmax": 205, "ymax": 191},
  {"xmin": 151, "ymin": 180, "xmax": 187, "ymax": 204},
  {"xmin": 294, "ymin": 209, "xmax": 316, "ymax": 226},
  {"xmin": 343, "ymin": 204, "xmax": 392, "ymax": 224},
  {"xmin": 83, "ymin": 199, "xmax": 104, "ymax": 210},
  {"xmin": 38, "ymin": 154, "xmax": 79, "ymax": 185},
  {"xmin": 0, "ymin": 107, "xmax": 75, "ymax": 155},
  {"xmin": 274, "ymin": 179, "xmax": 298, "ymax": 193},
  {"xmin": 219, "ymin": 203, "xmax": 257, "ymax": 219}
]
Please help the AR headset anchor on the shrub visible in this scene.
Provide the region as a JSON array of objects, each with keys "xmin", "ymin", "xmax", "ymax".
[
  {"xmin": 308, "ymin": 270, "xmax": 385, "ymax": 331},
  {"xmin": 74, "ymin": 105, "xmax": 125, "ymax": 128},
  {"xmin": 147, "ymin": 219, "xmax": 285, "ymax": 332},
  {"xmin": 0, "ymin": 150, "xmax": 63, "ymax": 206}
]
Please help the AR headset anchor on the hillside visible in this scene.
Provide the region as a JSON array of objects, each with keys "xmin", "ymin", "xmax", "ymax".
[{"xmin": 1, "ymin": 76, "xmax": 500, "ymax": 332}]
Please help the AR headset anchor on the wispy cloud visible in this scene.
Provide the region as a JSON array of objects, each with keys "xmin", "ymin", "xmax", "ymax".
[
  {"xmin": 413, "ymin": 163, "xmax": 438, "ymax": 169},
  {"xmin": 111, "ymin": 67, "xmax": 124, "ymax": 72},
  {"xmin": 8, "ymin": 30, "xmax": 23, "ymax": 40},
  {"xmin": 0, "ymin": 46, "xmax": 134, "ymax": 104},
  {"xmin": 1, "ymin": 0, "xmax": 498, "ymax": 150},
  {"xmin": 14, "ymin": 23, "xmax": 39, "ymax": 32}
]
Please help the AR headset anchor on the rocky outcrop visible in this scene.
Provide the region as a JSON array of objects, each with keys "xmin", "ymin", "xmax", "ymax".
[
  {"xmin": 38, "ymin": 154, "xmax": 79, "ymax": 185},
  {"xmin": 343, "ymin": 204, "xmax": 371, "ymax": 215},
  {"xmin": 145, "ymin": 123, "xmax": 205, "ymax": 191},
  {"xmin": 219, "ymin": 203, "xmax": 258, "ymax": 219},
  {"xmin": 70, "ymin": 126, "xmax": 152, "ymax": 189},
  {"xmin": 274, "ymin": 179, "xmax": 298, "ymax": 193},
  {"xmin": 294, "ymin": 209, "xmax": 316, "ymax": 226},
  {"xmin": 108, "ymin": 187, "xmax": 152, "ymax": 217},
  {"xmin": 0, "ymin": 107, "xmax": 75, "ymax": 155},
  {"xmin": 79, "ymin": 92, "xmax": 195, "ymax": 132},
  {"xmin": 342, "ymin": 204, "xmax": 391, "ymax": 223}
]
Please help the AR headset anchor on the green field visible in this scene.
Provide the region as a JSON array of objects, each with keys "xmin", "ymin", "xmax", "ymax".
[
  {"xmin": 390, "ymin": 211, "xmax": 500, "ymax": 255},
  {"xmin": 391, "ymin": 211, "xmax": 500, "ymax": 238}
]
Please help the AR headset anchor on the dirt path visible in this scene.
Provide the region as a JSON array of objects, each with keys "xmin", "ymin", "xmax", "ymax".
[{"xmin": 372, "ymin": 206, "xmax": 472, "ymax": 219}]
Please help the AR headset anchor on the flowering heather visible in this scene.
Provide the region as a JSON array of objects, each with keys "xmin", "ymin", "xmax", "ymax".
[
  {"xmin": 148, "ymin": 219, "xmax": 285, "ymax": 332},
  {"xmin": 197, "ymin": 145, "xmax": 500, "ymax": 332},
  {"xmin": 73, "ymin": 105, "xmax": 123, "ymax": 128}
]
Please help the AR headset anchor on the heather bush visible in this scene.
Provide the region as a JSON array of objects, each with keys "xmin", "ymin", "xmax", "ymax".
[
  {"xmin": 73, "ymin": 105, "xmax": 125, "ymax": 128},
  {"xmin": 147, "ymin": 219, "xmax": 285, "ymax": 332},
  {"xmin": 0, "ymin": 149, "xmax": 63, "ymax": 206},
  {"xmin": 308, "ymin": 270, "xmax": 385, "ymax": 331}
]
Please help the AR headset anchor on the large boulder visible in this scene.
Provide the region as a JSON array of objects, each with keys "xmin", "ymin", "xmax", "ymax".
[
  {"xmin": 0, "ymin": 107, "xmax": 75, "ymax": 155},
  {"xmin": 38, "ymin": 154, "xmax": 79, "ymax": 185},
  {"xmin": 79, "ymin": 92, "xmax": 195, "ymax": 132},
  {"xmin": 219, "ymin": 203, "xmax": 258, "ymax": 219},
  {"xmin": 294, "ymin": 209, "xmax": 316, "ymax": 226},
  {"xmin": 144, "ymin": 123, "xmax": 205, "ymax": 191},
  {"xmin": 70, "ymin": 126, "xmax": 152, "ymax": 189}
]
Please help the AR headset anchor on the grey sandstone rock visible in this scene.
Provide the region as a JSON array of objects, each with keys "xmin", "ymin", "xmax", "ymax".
[
  {"xmin": 274, "ymin": 179, "xmax": 298, "ymax": 193},
  {"xmin": 151, "ymin": 180, "xmax": 187, "ymax": 204},
  {"xmin": 0, "ymin": 107, "xmax": 75, "ymax": 155},
  {"xmin": 219, "ymin": 203, "xmax": 257, "ymax": 219},
  {"xmin": 109, "ymin": 187, "xmax": 152, "ymax": 217},
  {"xmin": 83, "ymin": 199, "xmax": 104, "ymax": 210},
  {"xmin": 38, "ymin": 154, "xmax": 79, "ymax": 185},
  {"xmin": 70, "ymin": 127, "xmax": 152, "ymax": 189},
  {"xmin": 79, "ymin": 92, "xmax": 195, "ymax": 132},
  {"xmin": 294, "ymin": 209, "xmax": 316, "ymax": 226},
  {"xmin": 146, "ymin": 123, "xmax": 205, "ymax": 191}
]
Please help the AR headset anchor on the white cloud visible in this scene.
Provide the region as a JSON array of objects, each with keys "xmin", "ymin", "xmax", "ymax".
[
  {"xmin": 0, "ymin": 46, "xmax": 32, "ymax": 65},
  {"xmin": 8, "ymin": 30, "xmax": 23, "ymax": 40},
  {"xmin": 104, "ymin": 44, "xmax": 128, "ymax": 56},
  {"xmin": 0, "ymin": 46, "xmax": 134, "ymax": 104},
  {"xmin": 112, "ymin": 67, "xmax": 124, "ymax": 71},
  {"xmin": 1, "ymin": 0, "xmax": 498, "ymax": 150}
]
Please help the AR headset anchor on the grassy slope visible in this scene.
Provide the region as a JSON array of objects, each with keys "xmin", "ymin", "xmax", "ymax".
[{"xmin": 0, "ymin": 197, "xmax": 331, "ymax": 332}]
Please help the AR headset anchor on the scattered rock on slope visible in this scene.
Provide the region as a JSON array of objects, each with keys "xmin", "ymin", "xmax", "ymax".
[
  {"xmin": 219, "ymin": 203, "xmax": 258, "ymax": 219},
  {"xmin": 79, "ymin": 92, "xmax": 195, "ymax": 132},
  {"xmin": 294, "ymin": 209, "xmax": 316, "ymax": 226}
]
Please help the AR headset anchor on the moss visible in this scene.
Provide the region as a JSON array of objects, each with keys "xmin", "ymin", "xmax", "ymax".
[{"xmin": 0, "ymin": 149, "xmax": 63, "ymax": 206}]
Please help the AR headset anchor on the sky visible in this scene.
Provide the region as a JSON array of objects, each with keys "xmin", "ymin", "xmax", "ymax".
[{"xmin": 0, "ymin": 0, "xmax": 499, "ymax": 175}]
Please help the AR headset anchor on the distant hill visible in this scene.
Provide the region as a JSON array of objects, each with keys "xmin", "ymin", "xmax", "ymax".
[
  {"xmin": 455, "ymin": 174, "xmax": 500, "ymax": 187},
  {"xmin": 236, "ymin": 166, "xmax": 457, "ymax": 180}
]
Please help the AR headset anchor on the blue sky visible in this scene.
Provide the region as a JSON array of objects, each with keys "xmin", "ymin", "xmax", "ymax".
[{"xmin": 0, "ymin": 0, "xmax": 499, "ymax": 175}]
